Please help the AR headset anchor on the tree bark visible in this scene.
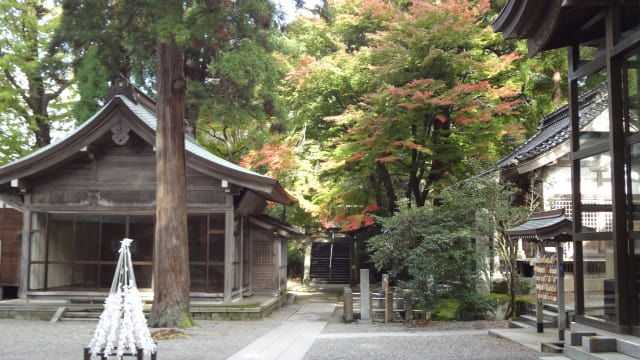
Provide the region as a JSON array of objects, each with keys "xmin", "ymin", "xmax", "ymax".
[
  {"xmin": 148, "ymin": 38, "xmax": 194, "ymax": 328},
  {"xmin": 377, "ymin": 162, "xmax": 398, "ymax": 214}
]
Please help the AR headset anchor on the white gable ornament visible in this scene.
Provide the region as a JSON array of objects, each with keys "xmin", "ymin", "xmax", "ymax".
[{"xmin": 85, "ymin": 238, "xmax": 157, "ymax": 359}]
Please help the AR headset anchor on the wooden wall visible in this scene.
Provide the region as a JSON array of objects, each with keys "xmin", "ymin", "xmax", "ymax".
[
  {"xmin": 251, "ymin": 227, "xmax": 278, "ymax": 293},
  {"xmin": 0, "ymin": 207, "xmax": 22, "ymax": 286},
  {"xmin": 26, "ymin": 132, "xmax": 227, "ymax": 212}
]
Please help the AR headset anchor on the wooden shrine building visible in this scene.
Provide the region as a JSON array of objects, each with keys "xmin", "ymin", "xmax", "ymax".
[
  {"xmin": 494, "ymin": 0, "xmax": 640, "ymax": 336},
  {"xmin": 0, "ymin": 77, "xmax": 297, "ymax": 303}
]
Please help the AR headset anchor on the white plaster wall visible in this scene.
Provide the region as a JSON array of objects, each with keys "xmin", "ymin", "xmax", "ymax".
[{"xmin": 543, "ymin": 165, "xmax": 572, "ymax": 206}]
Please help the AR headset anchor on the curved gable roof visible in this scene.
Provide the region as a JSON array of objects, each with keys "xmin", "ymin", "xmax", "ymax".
[
  {"xmin": 487, "ymin": 83, "xmax": 609, "ymax": 175},
  {"xmin": 0, "ymin": 94, "xmax": 295, "ymax": 205},
  {"xmin": 493, "ymin": 0, "xmax": 639, "ymax": 56},
  {"xmin": 506, "ymin": 209, "xmax": 573, "ymax": 242}
]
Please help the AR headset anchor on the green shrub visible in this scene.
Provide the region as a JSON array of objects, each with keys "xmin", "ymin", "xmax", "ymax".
[
  {"xmin": 518, "ymin": 277, "xmax": 534, "ymax": 294},
  {"xmin": 515, "ymin": 296, "xmax": 535, "ymax": 305},
  {"xmin": 487, "ymin": 293, "xmax": 510, "ymax": 305},
  {"xmin": 492, "ymin": 280, "xmax": 509, "ymax": 294},
  {"xmin": 457, "ymin": 292, "xmax": 493, "ymax": 321},
  {"xmin": 492, "ymin": 277, "xmax": 535, "ymax": 295},
  {"xmin": 431, "ymin": 299, "xmax": 460, "ymax": 321}
]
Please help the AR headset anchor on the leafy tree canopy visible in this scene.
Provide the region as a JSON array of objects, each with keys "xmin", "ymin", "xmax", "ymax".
[
  {"xmin": 247, "ymin": 0, "xmax": 566, "ymax": 229},
  {"xmin": 55, "ymin": 0, "xmax": 292, "ymax": 162},
  {"xmin": 0, "ymin": 1, "xmax": 75, "ymax": 164}
]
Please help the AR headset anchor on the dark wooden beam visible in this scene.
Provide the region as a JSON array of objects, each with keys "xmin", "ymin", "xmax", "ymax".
[{"xmin": 561, "ymin": 0, "xmax": 608, "ymax": 8}]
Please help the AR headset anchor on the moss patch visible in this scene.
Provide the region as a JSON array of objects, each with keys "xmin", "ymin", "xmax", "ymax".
[
  {"xmin": 487, "ymin": 293, "xmax": 510, "ymax": 305},
  {"xmin": 431, "ymin": 299, "xmax": 460, "ymax": 321}
]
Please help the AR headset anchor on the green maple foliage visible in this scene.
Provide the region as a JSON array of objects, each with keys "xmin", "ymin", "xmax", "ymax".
[
  {"xmin": 0, "ymin": 1, "xmax": 75, "ymax": 164},
  {"xmin": 271, "ymin": 0, "xmax": 567, "ymax": 229}
]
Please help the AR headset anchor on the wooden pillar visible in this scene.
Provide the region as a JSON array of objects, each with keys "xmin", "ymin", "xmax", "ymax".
[
  {"xmin": 18, "ymin": 208, "xmax": 30, "ymax": 299},
  {"xmin": 239, "ymin": 216, "xmax": 244, "ymax": 295},
  {"xmin": 536, "ymin": 297, "xmax": 544, "ymax": 333},
  {"xmin": 557, "ymin": 243, "xmax": 566, "ymax": 340},
  {"xmin": 605, "ymin": 2, "xmax": 631, "ymax": 330},
  {"xmin": 223, "ymin": 201, "xmax": 234, "ymax": 303}
]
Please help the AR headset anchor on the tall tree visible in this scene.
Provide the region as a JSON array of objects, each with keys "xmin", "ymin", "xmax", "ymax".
[
  {"xmin": 150, "ymin": 43, "xmax": 192, "ymax": 328},
  {"xmin": 56, "ymin": 0, "xmax": 288, "ymax": 161},
  {"xmin": 148, "ymin": 0, "xmax": 193, "ymax": 327},
  {"xmin": 0, "ymin": 1, "xmax": 74, "ymax": 164},
  {"xmin": 56, "ymin": 0, "xmax": 287, "ymax": 328}
]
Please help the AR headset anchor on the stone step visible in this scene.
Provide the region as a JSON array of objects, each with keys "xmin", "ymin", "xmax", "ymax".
[
  {"xmin": 520, "ymin": 314, "xmax": 557, "ymax": 328},
  {"xmin": 584, "ymin": 336, "xmax": 617, "ymax": 353},
  {"xmin": 544, "ymin": 303, "xmax": 575, "ymax": 313},
  {"xmin": 616, "ymin": 339, "xmax": 640, "ymax": 359},
  {"xmin": 541, "ymin": 342, "xmax": 564, "ymax": 354},
  {"xmin": 565, "ymin": 330, "xmax": 598, "ymax": 346},
  {"xmin": 508, "ymin": 319, "xmax": 532, "ymax": 328},
  {"xmin": 61, "ymin": 311, "xmax": 102, "ymax": 321},
  {"xmin": 63, "ymin": 311, "xmax": 102, "ymax": 318},
  {"xmin": 60, "ymin": 317, "xmax": 98, "ymax": 321},
  {"xmin": 564, "ymin": 345, "xmax": 639, "ymax": 360},
  {"xmin": 539, "ymin": 356, "xmax": 572, "ymax": 360}
]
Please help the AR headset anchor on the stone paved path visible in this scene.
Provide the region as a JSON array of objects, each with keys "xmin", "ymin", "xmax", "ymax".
[{"xmin": 228, "ymin": 295, "xmax": 337, "ymax": 359}]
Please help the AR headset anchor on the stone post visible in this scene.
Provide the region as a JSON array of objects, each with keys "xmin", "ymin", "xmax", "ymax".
[
  {"xmin": 344, "ymin": 287, "xmax": 353, "ymax": 322},
  {"xmin": 383, "ymin": 274, "xmax": 393, "ymax": 323},
  {"xmin": 474, "ymin": 209, "xmax": 491, "ymax": 296},
  {"xmin": 403, "ymin": 289, "xmax": 413, "ymax": 321},
  {"xmin": 303, "ymin": 239, "xmax": 312, "ymax": 286},
  {"xmin": 359, "ymin": 269, "xmax": 371, "ymax": 324}
]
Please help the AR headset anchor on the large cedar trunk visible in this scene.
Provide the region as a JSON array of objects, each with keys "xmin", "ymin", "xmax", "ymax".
[{"xmin": 148, "ymin": 39, "xmax": 193, "ymax": 328}]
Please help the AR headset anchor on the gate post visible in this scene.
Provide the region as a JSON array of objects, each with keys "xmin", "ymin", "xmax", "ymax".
[
  {"xmin": 403, "ymin": 289, "xmax": 413, "ymax": 321},
  {"xmin": 344, "ymin": 286, "xmax": 353, "ymax": 322},
  {"xmin": 383, "ymin": 274, "xmax": 392, "ymax": 323},
  {"xmin": 359, "ymin": 269, "xmax": 371, "ymax": 324}
]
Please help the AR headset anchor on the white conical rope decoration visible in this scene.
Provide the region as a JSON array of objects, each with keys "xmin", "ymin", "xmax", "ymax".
[{"xmin": 88, "ymin": 238, "xmax": 157, "ymax": 358}]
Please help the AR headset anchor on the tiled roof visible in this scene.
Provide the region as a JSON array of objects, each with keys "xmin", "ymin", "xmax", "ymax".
[
  {"xmin": 119, "ymin": 96, "xmax": 272, "ymax": 180},
  {"xmin": 505, "ymin": 210, "xmax": 573, "ymax": 241},
  {"xmin": 0, "ymin": 92, "xmax": 295, "ymax": 204},
  {"xmin": 491, "ymin": 83, "xmax": 608, "ymax": 170}
]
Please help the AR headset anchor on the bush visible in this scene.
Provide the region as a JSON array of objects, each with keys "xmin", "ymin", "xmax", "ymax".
[
  {"xmin": 457, "ymin": 292, "xmax": 494, "ymax": 321},
  {"xmin": 431, "ymin": 299, "xmax": 460, "ymax": 320},
  {"xmin": 487, "ymin": 293, "xmax": 510, "ymax": 305},
  {"xmin": 487, "ymin": 293, "xmax": 510, "ymax": 320},
  {"xmin": 492, "ymin": 277, "xmax": 534, "ymax": 295},
  {"xmin": 492, "ymin": 280, "xmax": 509, "ymax": 294}
]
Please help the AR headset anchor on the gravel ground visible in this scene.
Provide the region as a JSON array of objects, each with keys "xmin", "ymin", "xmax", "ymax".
[
  {"xmin": 0, "ymin": 302, "xmax": 301, "ymax": 360},
  {"xmin": 0, "ymin": 286, "xmax": 542, "ymax": 360},
  {"xmin": 304, "ymin": 319, "xmax": 541, "ymax": 360},
  {"xmin": 304, "ymin": 331, "xmax": 541, "ymax": 360},
  {"xmin": 0, "ymin": 314, "xmax": 542, "ymax": 360},
  {"xmin": 0, "ymin": 318, "xmax": 283, "ymax": 360}
]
